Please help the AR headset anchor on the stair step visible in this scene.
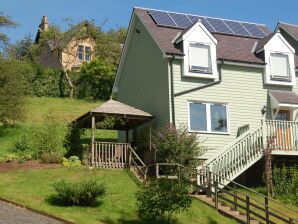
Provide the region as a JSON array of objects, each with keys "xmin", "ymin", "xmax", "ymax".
[{"xmin": 193, "ymin": 195, "xmax": 260, "ymax": 224}]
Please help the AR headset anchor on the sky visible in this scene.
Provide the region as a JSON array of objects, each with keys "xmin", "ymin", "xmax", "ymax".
[{"xmin": 2, "ymin": 0, "xmax": 298, "ymax": 43}]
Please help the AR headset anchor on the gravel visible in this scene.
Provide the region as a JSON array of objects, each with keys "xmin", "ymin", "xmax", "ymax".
[{"xmin": 0, "ymin": 200, "xmax": 64, "ymax": 224}]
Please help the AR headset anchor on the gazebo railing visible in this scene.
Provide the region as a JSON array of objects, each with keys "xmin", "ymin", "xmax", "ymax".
[{"xmin": 92, "ymin": 142, "xmax": 130, "ymax": 168}]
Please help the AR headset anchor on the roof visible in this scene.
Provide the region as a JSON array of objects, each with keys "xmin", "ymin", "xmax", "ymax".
[
  {"xmin": 134, "ymin": 8, "xmax": 298, "ymax": 66},
  {"xmin": 255, "ymin": 32, "xmax": 275, "ymax": 52},
  {"xmin": 278, "ymin": 22, "xmax": 298, "ymax": 41},
  {"xmin": 75, "ymin": 100, "xmax": 153, "ymax": 130},
  {"xmin": 90, "ymin": 99, "xmax": 152, "ymax": 117},
  {"xmin": 270, "ymin": 90, "xmax": 298, "ymax": 105}
]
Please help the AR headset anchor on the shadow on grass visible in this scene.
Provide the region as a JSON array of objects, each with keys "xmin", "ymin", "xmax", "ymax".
[
  {"xmin": 100, "ymin": 216, "xmax": 180, "ymax": 224},
  {"xmin": 207, "ymin": 217, "xmax": 220, "ymax": 224},
  {"xmin": 45, "ymin": 195, "xmax": 103, "ymax": 208}
]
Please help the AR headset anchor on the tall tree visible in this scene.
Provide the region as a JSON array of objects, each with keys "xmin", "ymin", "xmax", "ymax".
[
  {"xmin": 94, "ymin": 27, "xmax": 126, "ymax": 67},
  {"xmin": 0, "ymin": 13, "xmax": 16, "ymax": 50}
]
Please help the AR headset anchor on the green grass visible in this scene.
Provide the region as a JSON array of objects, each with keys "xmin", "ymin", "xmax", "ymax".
[
  {"xmin": 0, "ymin": 96, "xmax": 117, "ymax": 160},
  {"xmin": 0, "ymin": 167, "xmax": 236, "ymax": 224}
]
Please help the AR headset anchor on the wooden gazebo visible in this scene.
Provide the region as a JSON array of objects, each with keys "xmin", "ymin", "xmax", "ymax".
[{"xmin": 75, "ymin": 100, "xmax": 153, "ymax": 168}]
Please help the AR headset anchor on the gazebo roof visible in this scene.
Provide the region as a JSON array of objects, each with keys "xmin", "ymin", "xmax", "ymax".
[
  {"xmin": 90, "ymin": 100, "xmax": 152, "ymax": 117},
  {"xmin": 75, "ymin": 100, "xmax": 153, "ymax": 130}
]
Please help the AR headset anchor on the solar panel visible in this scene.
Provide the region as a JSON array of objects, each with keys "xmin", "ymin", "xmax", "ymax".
[
  {"xmin": 206, "ymin": 17, "xmax": 234, "ymax": 34},
  {"xmin": 149, "ymin": 10, "xmax": 177, "ymax": 28},
  {"xmin": 241, "ymin": 23, "xmax": 266, "ymax": 38},
  {"xmin": 148, "ymin": 9, "xmax": 268, "ymax": 38},
  {"xmin": 224, "ymin": 20, "xmax": 251, "ymax": 37},
  {"xmin": 169, "ymin": 13, "xmax": 192, "ymax": 28},
  {"xmin": 187, "ymin": 15, "xmax": 216, "ymax": 32}
]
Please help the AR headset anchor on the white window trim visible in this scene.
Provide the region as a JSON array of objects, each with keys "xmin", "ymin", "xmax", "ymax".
[
  {"xmin": 183, "ymin": 41, "xmax": 218, "ymax": 79},
  {"xmin": 77, "ymin": 45, "xmax": 92, "ymax": 62},
  {"xmin": 187, "ymin": 101, "xmax": 230, "ymax": 135},
  {"xmin": 188, "ymin": 43, "xmax": 212, "ymax": 73},
  {"xmin": 269, "ymin": 52, "xmax": 291, "ymax": 80}
]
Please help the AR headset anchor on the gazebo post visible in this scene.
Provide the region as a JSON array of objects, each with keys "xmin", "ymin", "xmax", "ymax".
[{"xmin": 91, "ymin": 115, "xmax": 95, "ymax": 166}]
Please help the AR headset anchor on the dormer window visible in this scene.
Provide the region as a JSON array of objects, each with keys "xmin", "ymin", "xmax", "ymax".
[
  {"xmin": 189, "ymin": 43, "xmax": 212, "ymax": 73},
  {"xmin": 77, "ymin": 45, "xmax": 92, "ymax": 62},
  {"xmin": 270, "ymin": 53, "xmax": 291, "ymax": 80}
]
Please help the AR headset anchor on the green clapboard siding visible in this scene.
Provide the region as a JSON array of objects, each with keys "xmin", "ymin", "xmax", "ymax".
[
  {"xmin": 117, "ymin": 17, "xmax": 170, "ymax": 127},
  {"xmin": 172, "ymin": 60, "xmax": 296, "ymax": 151}
]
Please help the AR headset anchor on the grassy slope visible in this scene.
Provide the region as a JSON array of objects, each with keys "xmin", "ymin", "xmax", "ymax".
[
  {"xmin": 0, "ymin": 97, "xmax": 116, "ymax": 159},
  {"xmin": 0, "ymin": 167, "xmax": 236, "ymax": 224}
]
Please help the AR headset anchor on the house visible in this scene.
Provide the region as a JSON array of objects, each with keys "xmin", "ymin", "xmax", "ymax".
[
  {"xmin": 35, "ymin": 16, "xmax": 96, "ymax": 71},
  {"xmin": 113, "ymin": 7, "xmax": 298, "ymax": 184}
]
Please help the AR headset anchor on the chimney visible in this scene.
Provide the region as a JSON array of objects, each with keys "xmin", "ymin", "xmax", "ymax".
[{"xmin": 39, "ymin": 16, "xmax": 49, "ymax": 31}]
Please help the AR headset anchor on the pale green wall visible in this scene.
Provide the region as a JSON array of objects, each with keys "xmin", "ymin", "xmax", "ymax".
[
  {"xmin": 117, "ymin": 17, "xmax": 170, "ymax": 127},
  {"xmin": 172, "ymin": 60, "xmax": 297, "ymax": 154}
]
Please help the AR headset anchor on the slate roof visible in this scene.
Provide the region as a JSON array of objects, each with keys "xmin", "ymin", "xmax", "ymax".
[
  {"xmin": 270, "ymin": 91, "xmax": 298, "ymax": 105},
  {"xmin": 134, "ymin": 8, "xmax": 298, "ymax": 67},
  {"xmin": 278, "ymin": 22, "xmax": 298, "ymax": 41}
]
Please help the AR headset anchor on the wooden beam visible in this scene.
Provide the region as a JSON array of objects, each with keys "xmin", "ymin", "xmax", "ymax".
[{"xmin": 91, "ymin": 115, "xmax": 95, "ymax": 166}]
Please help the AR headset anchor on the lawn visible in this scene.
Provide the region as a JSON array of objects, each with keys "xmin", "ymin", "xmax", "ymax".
[
  {"xmin": 0, "ymin": 167, "xmax": 237, "ymax": 224},
  {"xmin": 0, "ymin": 96, "xmax": 117, "ymax": 160}
]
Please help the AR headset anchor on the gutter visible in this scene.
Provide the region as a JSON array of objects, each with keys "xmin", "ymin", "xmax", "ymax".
[
  {"xmin": 174, "ymin": 59, "xmax": 225, "ymax": 97},
  {"xmin": 169, "ymin": 54, "xmax": 176, "ymax": 126}
]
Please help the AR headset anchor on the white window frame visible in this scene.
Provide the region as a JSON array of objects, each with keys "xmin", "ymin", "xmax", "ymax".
[
  {"xmin": 85, "ymin": 46, "xmax": 91, "ymax": 61},
  {"xmin": 188, "ymin": 43, "xmax": 212, "ymax": 73},
  {"xmin": 77, "ymin": 45, "xmax": 91, "ymax": 62},
  {"xmin": 77, "ymin": 45, "xmax": 84, "ymax": 61},
  {"xmin": 269, "ymin": 52, "xmax": 291, "ymax": 80},
  {"xmin": 188, "ymin": 101, "xmax": 230, "ymax": 135}
]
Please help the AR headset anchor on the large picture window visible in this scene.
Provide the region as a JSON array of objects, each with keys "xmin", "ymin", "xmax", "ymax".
[
  {"xmin": 270, "ymin": 53, "xmax": 290, "ymax": 79},
  {"xmin": 189, "ymin": 102, "xmax": 229, "ymax": 134},
  {"xmin": 188, "ymin": 43, "xmax": 212, "ymax": 73}
]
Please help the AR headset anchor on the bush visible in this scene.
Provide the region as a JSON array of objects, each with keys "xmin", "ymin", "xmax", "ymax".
[
  {"xmin": 273, "ymin": 165, "xmax": 298, "ymax": 205},
  {"xmin": 153, "ymin": 124, "xmax": 205, "ymax": 178},
  {"xmin": 51, "ymin": 179, "xmax": 107, "ymax": 206},
  {"xmin": 62, "ymin": 156, "xmax": 81, "ymax": 167},
  {"xmin": 136, "ymin": 179, "xmax": 192, "ymax": 222},
  {"xmin": 11, "ymin": 133, "xmax": 32, "ymax": 152},
  {"xmin": 40, "ymin": 152, "xmax": 63, "ymax": 164},
  {"xmin": 34, "ymin": 115, "xmax": 64, "ymax": 156}
]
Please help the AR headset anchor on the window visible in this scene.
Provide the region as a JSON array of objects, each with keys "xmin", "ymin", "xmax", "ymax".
[
  {"xmin": 270, "ymin": 53, "xmax": 290, "ymax": 79},
  {"xmin": 188, "ymin": 43, "xmax": 212, "ymax": 73},
  {"xmin": 78, "ymin": 45, "xmax": 84, "ymax": 60},
  {"xmin": 85, "ymin": 46, "xmax": 91, "ymax": 61},
  {"xmin": 77, "ymin": 45, "xmax": 91, "ymax": 61},
  {"xmin": 189, "ymin": 102, "xmax": 229, "ymax": 134}
]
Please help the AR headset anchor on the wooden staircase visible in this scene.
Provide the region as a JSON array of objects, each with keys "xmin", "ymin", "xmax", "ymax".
[{"xmin": 198, "ymin": 120, "xmax": 298, "ymax": 188}]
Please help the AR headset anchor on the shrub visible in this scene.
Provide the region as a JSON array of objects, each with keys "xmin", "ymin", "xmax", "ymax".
[
  {"xmin": 273, "ymin": 165, "xmax": 298, "ymax": 205},
  {"xmin": 40, "ymin": 152, "xmax": 63, "ymax": 164},
  {"xmin": 11, "ymin": 132, "xmax": 33, "ymax": 153},
  {"xmin": 51, "ymin": 179, "xmax": 107, "ymax": 206},
  {"xmin": 3, "ymin": 153, "xmax": 19, "ymax": 162},
  {"xmin": 153, "ymin": 124, "xmax": 205, "ymax": 178},
  {"xmin": 62, "ymin": 156, "xmax": 81, "ymax": 167},
  {"xmin": 136, "ymin": 179, "xmax": 192, "ymax": 222},
  {"xmin": 34, "ymin": 115, "xmax": 63, "ymax": 155}
]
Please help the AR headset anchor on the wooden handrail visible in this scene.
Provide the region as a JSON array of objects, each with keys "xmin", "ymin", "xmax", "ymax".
[{"xmin": 153, "ymin": 163, "xmax": 297, "ymax": 224}]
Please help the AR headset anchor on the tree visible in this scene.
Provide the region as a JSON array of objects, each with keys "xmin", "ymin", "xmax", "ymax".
[
  {"xmin": 0, "ymin": 13, "xmax": 16, "ymax": 50},
  {"xmin": 0, "ymin": 57, "xmax": 28, "ymax": 125},
  {"xmin": 6, "ymin": 35, "xmax": 36, "ymax": 61},
  {"xmin": 94, "ymin": 27, "xmax": 126, "ymax": 67},
  {"xmin": 37, "ymin": 21, "xmax": 100, "ymax": 98},
  {"xmin": 77, "ymin": 58, "xmax": 116, "ymax": 100}
]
